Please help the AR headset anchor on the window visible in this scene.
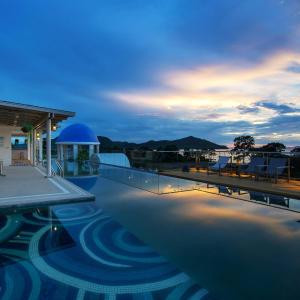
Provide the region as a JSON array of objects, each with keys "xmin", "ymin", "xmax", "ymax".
[{"xmin": 0, "ymin": 137, "xmax": 4, "ymax": 148}]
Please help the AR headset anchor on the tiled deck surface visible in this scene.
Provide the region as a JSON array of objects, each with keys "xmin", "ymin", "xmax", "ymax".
[
  {"xmin": 160, "ymin": 169, "xmax": 300, "ymax": 198},
  {"xmin": 0, "ymin": 166, "xmax": 95, "ymax": 208}
]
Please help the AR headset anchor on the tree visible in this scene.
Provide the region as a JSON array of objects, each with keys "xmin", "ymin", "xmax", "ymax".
[
  {"xmin": 233, "ymin": 135, "xmax": 255, "ymax": 151},
  {"xmin": 260, "ymin": 142, "xmax": 286, "ymax": 152},
  {"xmin": 78, "ymin": 148, "xmax": 89, "ymax": 161}
]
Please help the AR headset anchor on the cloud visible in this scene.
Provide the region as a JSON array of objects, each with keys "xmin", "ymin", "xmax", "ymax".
[
  {"xmin": 287, "ymin": 62, "xmax": 300, "ymax": 73},
  {"xmin": 256, "ymin": 101, "xmax": 300, "ymax": 114},
  {"xmin": 107, "ymin": 51, "xmax": 300, "ymax": 124},
  {"xmin": 237, "ymin": 105, "xmax": 259, "ymax": 114},
  {"xmin": 0, "ymin": 0, "xmax": 299, "ymax": 145}
]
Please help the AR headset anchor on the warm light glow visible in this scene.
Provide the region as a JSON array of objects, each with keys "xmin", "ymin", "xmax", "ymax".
[{"xmin": 105, "ymin": 51, "xmax": 300, "ymax": 127}]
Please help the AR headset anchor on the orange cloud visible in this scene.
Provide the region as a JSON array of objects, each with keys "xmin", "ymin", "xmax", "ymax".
[{"xmin": 105, "ymin": 51, "xmax": 300, "ymax": 124}]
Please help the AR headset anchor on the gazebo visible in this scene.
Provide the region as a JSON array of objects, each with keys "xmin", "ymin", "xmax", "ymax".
[{"xmin": 56, "ymin": 123, "xmax": 100, "ymax": 161}]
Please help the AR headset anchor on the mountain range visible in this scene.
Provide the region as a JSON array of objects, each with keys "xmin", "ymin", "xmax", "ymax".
[{"xmin": 98, "ymin": 136, "xmax": 227, "ymax": 150}]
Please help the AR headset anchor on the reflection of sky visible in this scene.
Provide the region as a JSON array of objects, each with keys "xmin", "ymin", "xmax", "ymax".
[
  {"xmin": 89, "ymin": 176, "xmax": 300, "ymax": 300},
  {"xmin": 0, "ymin": 1, "xmax": 300, "ymax": 145}
]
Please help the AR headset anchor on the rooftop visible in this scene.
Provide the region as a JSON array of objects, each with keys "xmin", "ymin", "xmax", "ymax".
[
  {"xmin": 56, "ymin": 123, "xmax": 99, "ymax": 145},
  {"xmin": 0, "ymin": 166, "xmax": 94, "ymax": 208},
  {"xmin": 0, "ymin": 99, "xmax": 75, "ymax": 127}
]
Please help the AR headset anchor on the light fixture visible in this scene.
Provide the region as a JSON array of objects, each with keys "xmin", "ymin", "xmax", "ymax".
[{"xmin": 52, "ymin": 125, "xmax": 57, "ymax": 131}]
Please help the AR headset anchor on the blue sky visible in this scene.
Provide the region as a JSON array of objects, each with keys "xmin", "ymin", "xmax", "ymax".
[{"xmin": 0, "ymin": 0, "xmax": 300, "ymax": 146}]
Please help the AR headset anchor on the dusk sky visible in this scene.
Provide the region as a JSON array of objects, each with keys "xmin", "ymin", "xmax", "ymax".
[{"xmin": 0, "ymin": 0, "xmax": 300, "ymax": 146}]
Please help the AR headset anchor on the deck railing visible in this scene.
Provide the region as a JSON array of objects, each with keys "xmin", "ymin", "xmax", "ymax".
[{"xmin": 124, "ymin": 149, "xmax": 300, "ymax": 182}]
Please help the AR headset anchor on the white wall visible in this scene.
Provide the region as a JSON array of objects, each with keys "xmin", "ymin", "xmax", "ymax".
[{"xmin": 0, "ymin": 125, "xmax": 14, "ymax": 166}]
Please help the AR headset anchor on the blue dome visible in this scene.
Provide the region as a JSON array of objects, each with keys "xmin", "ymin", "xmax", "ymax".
[{"xmin": 56, "ymin": 123, "xmax": 99, "ymax": 144}]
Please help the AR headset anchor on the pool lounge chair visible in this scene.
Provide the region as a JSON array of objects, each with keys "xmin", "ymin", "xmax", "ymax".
[
  {"xmin": 249, "ymin": 191, "xmax": 267, "ymax": 203},
  {"xmin": 207, "ymin": 156, "xmax": 231, "ymax": 175},
  {"xmin": 218, "ymin": 185, "xmax": 232, "ymax": 195},
  {"xmin": 238, "ymin": 156, "xmax": 265, "ymax": 179},
  {"xmin": 268, "ymin": 194, "xmax": 289, "ymax": 208},
  {"xmin": 255, "ymin": 157, "xmax": 289, "ymax": 183}
]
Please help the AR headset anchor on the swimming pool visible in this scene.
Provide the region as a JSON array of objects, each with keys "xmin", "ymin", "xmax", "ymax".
[{"xmin": 1, "ymin": 172, "xmax": 300, "ymax": 299}]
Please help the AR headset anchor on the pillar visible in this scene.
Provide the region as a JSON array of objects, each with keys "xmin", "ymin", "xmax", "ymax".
[
  {"xmin": 32, "ymin": 129, "xmax": 36, "ymax": 166},
  {"xmin": 27, "ymin": 133, "xmax": 31, "ymax": 161},
  {"xmin": 61, "ymin": 145, "xmax": 64, "ymax": 161},
  {"xmin": 46, "ymin": 115, "xmax": 52, "ymax": 177},
  {"xmin": 57, "ymin": 144, "xmax": 63, "ymax": 161},
  {"xmin": 89, "ymin": 144, "xmax": 94, "ymax": 158},
  {"xmin": 38, "ymin": 132, "xmax": 43, "ymax": 162},
  {"xmin": 56, "ymin": 145, "xmax": 60, "ymax": 160},
  {"xmin": 96, "ymin": 144, "xmax": 99, "ymax": 154},
  {"xmin": 64, "ymin": 145, "xmax": 68, "ymax": 160},
  {"xmin": 73, "ymin": 144, "xmax": 78, "ymax": 161}
]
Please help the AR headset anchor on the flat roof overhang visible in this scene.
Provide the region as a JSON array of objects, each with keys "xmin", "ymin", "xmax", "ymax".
[{"xmin": 0, "ymin": 99, "xmax": 75, "ymax": 128}]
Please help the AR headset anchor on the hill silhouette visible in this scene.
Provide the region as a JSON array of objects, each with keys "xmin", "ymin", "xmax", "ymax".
[{"xmin": 98, "ymin": 135, "xmax": 227, "ymax": 150}]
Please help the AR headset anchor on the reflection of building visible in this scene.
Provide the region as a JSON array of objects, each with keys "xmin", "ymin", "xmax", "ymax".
[
  {"xmin": 0, "ymin": 207, "xmax": 75, "ymax": 266},
  {"xmin": 56, "ymin": 123, "xmax": 100, "ymax": 161}
]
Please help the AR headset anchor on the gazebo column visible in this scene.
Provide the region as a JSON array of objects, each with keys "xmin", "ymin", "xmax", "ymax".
[
  {"xmin": 60, "ymin": 144, "xmax": 64, "ymax": 160},
  {"xmin": 89, "ymin": 144, "xmax": 94, "ymax": 158},
  {"xmin": 73, "ymin": 144, "xmax": 78, "ymax": 161},
  {"xmin": 56, "ymin": 145, "xmax": 60, "ymax": 160},
  {"xmin": 96, "ymin": 144, "xmax": 99, "ymax": 154},
  {"xmin": 56, "ymin": 144, "xmax": 63, "ymax": 161}
]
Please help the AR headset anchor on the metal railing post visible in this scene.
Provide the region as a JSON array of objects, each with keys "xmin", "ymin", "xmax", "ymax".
[
  {"xmin": 46, "ymin": 113, "xmax": 52, "ymax": 177},
  {"xmin": 288, "ymin": 157, "xmax": 290, "ymax": 182}
]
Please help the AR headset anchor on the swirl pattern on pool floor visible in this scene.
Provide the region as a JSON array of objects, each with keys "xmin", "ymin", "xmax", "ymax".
[{"xmin": 0, "ymin": 203, "xmax": 213, "ymax": 300}]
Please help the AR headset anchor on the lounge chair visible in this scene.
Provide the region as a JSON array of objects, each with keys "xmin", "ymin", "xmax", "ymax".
[
  {"xmin": 238, "ymin": 156, "xmax": 265, "ymax": 179},
  {"xmin": 255, "ymin": 157, "xmax": 289, "ymax": 183},
  {"xmin": 182, "ymin": 165, "xmax": 190, "ymax": 172},
  {"xmin": 249, "ymin": 191, "xmax": 267, "ymax": 203},
  {"xmin": 218, "ymin": 185, "xmax": 232, "ymax": 195},
  {"xmin": 207, "ymin": 156, "xmax": 230, "ymax": 175},
  {"xmin": 268, "ymin": 194, "xmax": 289, "ymax": 208}
]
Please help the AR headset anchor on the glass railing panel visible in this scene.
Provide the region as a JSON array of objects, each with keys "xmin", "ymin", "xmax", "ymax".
[{"xmin": 99, "ymin": 163, "xmax": 160, "ymax": 194}]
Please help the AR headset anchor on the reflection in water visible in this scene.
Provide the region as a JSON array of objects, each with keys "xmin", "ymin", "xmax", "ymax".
[
  {"xmin": 97, "ymin": 163, "xmax": 300, "ymax": 213},
  {"xmin": 53, "ymin": 160, "xmax": 99, "ymax": 177},
  {"xmin": 0, "ymin": 203, "xmax": 211, "ymax": 300},
  {"xmin": 85, "ymin": 175, "xmax": 300, "ymax": 300}
]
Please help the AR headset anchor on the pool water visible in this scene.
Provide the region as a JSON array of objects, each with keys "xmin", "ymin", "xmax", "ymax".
[
  {"xmin": 1, "ymin": 172, "xmax": 300, "ymax": 300},
  {"xmin": 0, "ymin": 198, "xmax": 211, "ymax": 299}
]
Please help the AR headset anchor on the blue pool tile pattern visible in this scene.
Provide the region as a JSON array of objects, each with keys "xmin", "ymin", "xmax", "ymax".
[{"xmin": 0, "ymin": 204, "xmax": 213, "ymax": 300}]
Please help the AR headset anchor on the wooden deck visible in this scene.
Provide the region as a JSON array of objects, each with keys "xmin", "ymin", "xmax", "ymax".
[
  {"xmin": 0, "ymin": 166, "xmax": 95, "ymax": 208},
  {"xmin": 160, "ymin": 169, "xmax": 300, "ymax": 198}
]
